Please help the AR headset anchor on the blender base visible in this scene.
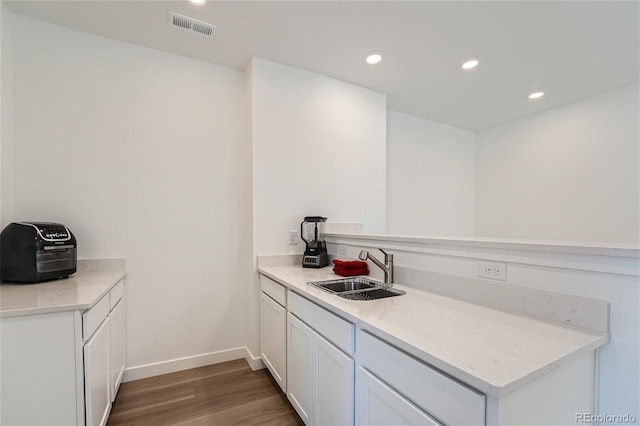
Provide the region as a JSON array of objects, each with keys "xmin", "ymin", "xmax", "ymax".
[{"xmin": 302, "ymin": 253, "xmax": 329, "ymax": 268}]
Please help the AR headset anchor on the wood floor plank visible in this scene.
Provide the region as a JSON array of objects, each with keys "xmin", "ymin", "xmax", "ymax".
[
  {"xmin": 109, "ymin": 381, "xmax": 195, "ymax": 413},
  {"xmin": 173, "ymin": 394, "xmax": 300, "ymax": 426},
  {"xmin": 107, "ymin": 359, "xmax": 303, "ymax": 426},
  {"xmin": 193, "ymin": 370, "xmax": 281, "ymax": 410},
  {"xmin": 117, "ymin": 359, "xmax": 248, "ymax": 396},
  {"xmin": 109, "ymin": 394, "xmax": 196, "ymax": 420}
]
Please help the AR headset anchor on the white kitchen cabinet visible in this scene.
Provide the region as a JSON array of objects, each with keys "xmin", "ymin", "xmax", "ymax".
[
  {"xmin": 82, "ymin": 278, "xmax": 126, "ymax": 425},
  {"xmin": 315, "ymin": 330, "xmax": 355, "ymax": 426},
  {"xmin": 0, "ymin": 311, "xmax": 83, "ymax": 426},
  {"xmin": 287, "ymin": 312, "xmax": 355, "ymax": 426},
  {"xmin": 357, "ymin": 329, "xmax": 485, "ymax": 425},
  {"xmin": 260, "ymin": 276, "xmax": 287, "ymax": 392},
  {"xmin": 287, "ymin": 291, "xmax": 355, "ymax": 426},
  {"xmin": 356, "ymin": 367, "xmax": 440, "ymax": 426},
  {"xmin": 83, "ymin": 277, "xmax": 126, "ymax": 426},
  {"xmin": 0, "ymin": 262, "xmax": 126, "ymax": 426},
  {"xmin": 109, "ymin": 297, "xmax": 125, "ymax": 400},
  {"xmin": 358, "ymin": 333, "xmax": 592, "ymax": 425},
  {"xmin": 0, "ymin": 276, "xmax": 126, "ymax": 426},
  {"xmin": 261, "ymin": 292, "xmax": 287, "ymax": 392},
  {"xmin": 287, "ymin": 313, "xmax": 315, "ymax": 424},
  {"xmin": 84, "ymin": 316, "xmax": 111, "ymax": 426}
]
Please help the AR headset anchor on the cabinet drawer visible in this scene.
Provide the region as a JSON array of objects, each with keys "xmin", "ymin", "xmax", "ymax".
[
  {"xmin": 357, "ymin": 330, "xmax": 485, "ymax": 425},
  {"xmin": 260, "ymin": 276, "xmax": 287, "ymax": 307},
  {"xmin": 356, "ymin": 366, "xmax": 440, "ymax": 426},
  {"xmin": 288, "ymin": 292, "xmax": 354, "ymax": 355},
  {"xmin": 110, "ymin": 279, "xmax": 125, "ymax": 310},
  {"xmin": 83, "ymin": 294, "xmax": 110, "ymax": 341}
]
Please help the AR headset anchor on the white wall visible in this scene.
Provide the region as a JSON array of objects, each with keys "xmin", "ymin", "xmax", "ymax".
[
  {"xmin": 475, "ymin": 84, "xmax": 639, "ymax": 244},
  {"xmin": 251, "ymin": 57, "xmax": 387, "ymax": 255},
  {"xmin": 386, "ymin": 110, "xmax": 475, "ymax": 236},
  {"xmin": 247, "ymin": 57, "xmax": 387, "ymax": 355},
  {"xmin": 0, "ymin": 2, "xmax": 14, "ymax": 228},
  {"xmin": 10, "ymin": 14, "xmax": 250, "ymax": 375}
]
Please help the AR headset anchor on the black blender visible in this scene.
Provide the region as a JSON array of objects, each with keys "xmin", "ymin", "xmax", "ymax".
[{"xmin": 301, "ymin": 216, "xmax": 329, "ymax": 268}]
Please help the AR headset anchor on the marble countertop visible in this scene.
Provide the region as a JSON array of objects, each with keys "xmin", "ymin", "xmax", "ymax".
[
  {"xmin": 258, "ymin": 262, "xmax": 610, "ymax": 398},
  {"xmin": 0, "ymin": 259, "xmax": 126, "ymax": 318}
]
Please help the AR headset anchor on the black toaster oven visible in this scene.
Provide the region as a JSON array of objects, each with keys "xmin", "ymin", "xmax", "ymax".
[{"xmin": 1, "ymin": 222, "xmax": 77, "ymax": 283}]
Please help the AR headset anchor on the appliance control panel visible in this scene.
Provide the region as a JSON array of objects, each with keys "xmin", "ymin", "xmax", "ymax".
[{"xmin": 20, "ymin": 222, "xmax": 71, "ymax": 241}]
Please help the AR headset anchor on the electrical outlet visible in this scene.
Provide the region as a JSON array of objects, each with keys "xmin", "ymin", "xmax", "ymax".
[
  {"xmin": 288, "ymin": 230, "xmax": 299, "ymax": 245},
  {"xmin": 337, "ymin": 245, "xmax": 348, "ymax": 256},
  {"xmin": 477, "ymin": 261, "xmax": 507, "ymax": 281}
]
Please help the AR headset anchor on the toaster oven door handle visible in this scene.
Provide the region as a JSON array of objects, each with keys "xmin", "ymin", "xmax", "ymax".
[{"xmin": 43, "ymin": 245, "xmax": 75, "ymax": 251}]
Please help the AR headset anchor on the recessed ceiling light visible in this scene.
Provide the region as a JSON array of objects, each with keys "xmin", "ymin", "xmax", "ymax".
[
  {"xmin": 189, "ymin": 0, "xmax": 206, "ymax": 5},
  {"xmin": 461, "ymin": 59, "xmax": 479, "ymax": 70},
  {"xmin": 365, "ymin": 52, "xmax": 383, "ymax": 65},
  {"xmin": 528, "ymin": 91, "xmax": 545, "ymax": 100}
]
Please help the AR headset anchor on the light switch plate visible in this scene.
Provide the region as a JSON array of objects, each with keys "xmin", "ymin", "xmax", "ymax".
[{"xmin": 288, "ymin": 230, "xmax": 299, "ymax": 245}]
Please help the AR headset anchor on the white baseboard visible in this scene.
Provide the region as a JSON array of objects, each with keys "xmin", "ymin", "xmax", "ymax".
[
  {"xmin": 244, "ymin": 346, "xmax": 265, "ymax": 371},
  {"xmin": 123, "ymin": 347, "xmax": 247, "ymax": 382}
]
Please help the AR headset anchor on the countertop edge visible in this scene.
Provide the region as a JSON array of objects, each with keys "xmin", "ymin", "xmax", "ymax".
[
  {"xmin": 490, "ymin": 334, "xmax": 610, "ymax": 397},
  {"xmin": 80, "ymin": 269, "xmax": 128, "ymax": 311},
  {"xmin": 0, "ymin": 260, "xmax": 127, "ymax": 318}
]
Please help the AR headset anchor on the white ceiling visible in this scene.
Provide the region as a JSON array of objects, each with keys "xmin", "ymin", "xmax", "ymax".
[{"xmin": 5, "ymin": 0, "xmax": 639, "ymax": 131}]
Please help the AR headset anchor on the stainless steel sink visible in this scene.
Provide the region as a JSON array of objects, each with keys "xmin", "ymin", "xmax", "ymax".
[
  {"xmin": 308, "ymin": 277, "xmax": 406, "ymax": 300},
  {"xmin": 339, "ymin": 287, "xmax": 406, "ymax": 300},
  {"xmin": 310, "ymin": 277, "xmax": 379, "ymax": 293}
]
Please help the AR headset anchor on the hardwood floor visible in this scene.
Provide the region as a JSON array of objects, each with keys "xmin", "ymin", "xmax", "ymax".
[{"xmin": 107, "ymin": 359, "xmax": 305, "ymax": 426}]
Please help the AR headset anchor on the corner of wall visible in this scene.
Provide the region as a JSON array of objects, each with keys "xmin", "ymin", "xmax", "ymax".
[
  {"xmin": 245, "ymin": 56, "xmax": 260, "ymax": 358},
  {"xmin": 385, "ymin": 109, "xmax": 476, "ymax": 236},
  {"xmin": 0, "ymin": 1, "xmax": 15, "ymax": 229}
]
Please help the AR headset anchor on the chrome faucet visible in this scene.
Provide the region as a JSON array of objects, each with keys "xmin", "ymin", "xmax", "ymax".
[{"xmin": 359, "ymin": 248, "xmax": 394, "ymax": 284}]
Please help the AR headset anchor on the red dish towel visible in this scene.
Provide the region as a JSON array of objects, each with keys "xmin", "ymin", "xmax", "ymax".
[
  {"xmin": 332, "ymin": 259, "xmax": 368, "ymax": 270},
  {"xmin": 333, "ymin": 267, "xmax": 369, "ymax": 277}
]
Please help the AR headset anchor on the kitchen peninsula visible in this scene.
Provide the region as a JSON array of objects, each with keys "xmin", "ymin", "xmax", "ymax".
[{"xmin": 258, "ymin": 254, "xmax": 610, "ymax": 425}]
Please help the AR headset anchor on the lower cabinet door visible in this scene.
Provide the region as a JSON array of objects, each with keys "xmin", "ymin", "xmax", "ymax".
[
  {"xmin": 84, "ymin": 317, "xmax": 111, "ymax": 426},
  {"xmin": 261, "ymin": 292, "xmax": 287, "ymax": 392},
  {"xmin": 287, "ymin": 313, "xmax": 314, "ymax": 424},
  {"xmin": 316, "ymin": 333, "xmax": 354, "ymax": 426},
  {"xmin": 110, "ymin": 298, "xmax": 125, "ymax": 401},
  {"xmin": 356, "ymin": 367, "xmax": 441, "ymax": 426}
]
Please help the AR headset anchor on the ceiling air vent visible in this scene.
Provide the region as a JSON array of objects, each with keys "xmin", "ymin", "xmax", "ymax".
[{"xmin": 168, "ymin": 11, "xmax": 215, "ymax": 37}]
